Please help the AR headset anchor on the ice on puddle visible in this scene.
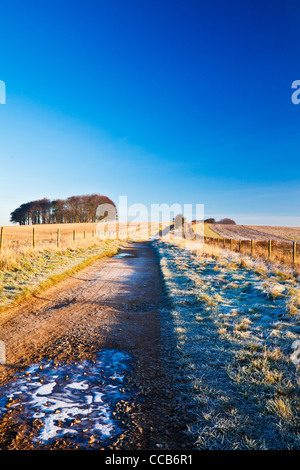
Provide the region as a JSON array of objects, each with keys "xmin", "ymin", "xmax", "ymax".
[
  {"xmin": 66, "ymin": 381, "xmax": 89, "ymax": 390},
  {"xmin": 0, "ymin": 349, "xmax": 131, "ymax": 447},
  {"xmin": 35, "ymin": 382, "xmax": 56, "ymax": 396},
  {"xmin": 94, "ymin": 392, "xmax": 104, "ymax": 402}
]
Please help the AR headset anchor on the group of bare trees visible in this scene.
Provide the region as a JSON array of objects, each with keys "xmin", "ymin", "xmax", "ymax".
[
  {"xmin": 10, "ymin": 194, "xmax": 117, "ymax": 225},
  {"xmin": 204, "ymin": 218, "xmax": 236, "ymax": 224}
]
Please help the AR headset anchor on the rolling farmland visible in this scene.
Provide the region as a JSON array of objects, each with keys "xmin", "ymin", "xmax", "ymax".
[
  {"xmin": 210, "ymin": 224, "xmax": 299, "ymax": 243},
  {"xmin": 247, "ymin": 226, "xmax": 300, "ymax": 242},
  {"xmin": 0, "ymin": 222, "xmax": 299, "ymax": 450}
]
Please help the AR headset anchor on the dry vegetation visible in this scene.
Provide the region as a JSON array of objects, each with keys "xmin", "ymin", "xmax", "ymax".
[
  {"xmin": 205, "ymin": 225, "xmax": 299, "ymax": 269},
  {"xmin": 0, "ymin": 233, "xmax": 123, "ymax": 311},
  {"xmin": 0, "ymin": 222, "xmax": 168, "ymax": 311},
  {"xmin": 0, "ymin": 222, "xmax": 159, "ymax": 245},
  {"xmin": 154, "ymin": 239, "xmax": 300, "ymax": 449}
]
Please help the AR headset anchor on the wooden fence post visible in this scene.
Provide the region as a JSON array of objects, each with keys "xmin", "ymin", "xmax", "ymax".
[
  {"xmin": 293, "ymin": 241, "xmax": 297, "ymax": 264},
  {"xmin": 251, "ymin": 239, "xmax": 254, "ymax": 256},
  {"xmin": 33, "ymin": 227, "xmax": 36, "ymax": 249},
  {"xmin": 239, "ymin": 239, "xmax": 241, "ymax": 252},
  {"xmin": 57, "ymin": 229, "xmax": 60, "ymax": 248},
  {"xmin": 268, "ymin": 240, "xmax": 272, "ymax": 259},
  {"xmin": 73, "ymin": 230, "xmax": 76, "ymax": 242},
  {"xmin": 0, "ymin": 227, "xmax": 3, "ymax": 251},
  {"xmin": 230, "ymin": 238, "xmax": 232, "ymax": 250},
  {"xmin": 223, "ymin": 238, "xmax": 225, "ymax": 249},
  {"xmin": 159, "ymin": 223, "xmax": 162, "ymax": 238}
]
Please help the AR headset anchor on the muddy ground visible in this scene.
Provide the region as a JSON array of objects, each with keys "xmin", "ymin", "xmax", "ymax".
[{"xmin": 0, "ymin": 242, "xmax": 193, "ymax": 450}]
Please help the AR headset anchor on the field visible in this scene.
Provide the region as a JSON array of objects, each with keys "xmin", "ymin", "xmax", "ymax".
[
  {"xmin": 0, "ymin": 222, "xmax": 163, "ymax": 247},
  {"xmin": 206, "ymin": 224, "xmax": 300, "ymax": 267},
  {"xmin": 247, "ymin": 226, "xmax": 300, "ymax": 241},
  {"xmin": 0, "ymin": 228, "xmax": 299, "ymax": 449},
  {"xmin": 210, "ymin": 224, "xmax": 299, "ymax": 242},
  {"xmin": 154, "ymin": 239, "xmax": 300, "ymax": 449}
]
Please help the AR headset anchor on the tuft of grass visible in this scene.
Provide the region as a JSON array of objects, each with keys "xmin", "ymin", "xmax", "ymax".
[
  {"xmin": 234, "ymin": 318, "xmax": 252, "ymax": 331},
  {"xmin": 266, "ymin": 397, "xmax": 295, "ymax": 425}
]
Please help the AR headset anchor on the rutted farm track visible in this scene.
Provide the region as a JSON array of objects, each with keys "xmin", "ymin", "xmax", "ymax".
[{"xmin": 0, "ymin": 242, "xmax": 192, "ymax": 450}]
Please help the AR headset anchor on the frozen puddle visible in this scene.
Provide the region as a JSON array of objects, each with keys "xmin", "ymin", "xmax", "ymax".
[
  {"xmin": 114, "ymin": 253, "xmax": 134, "ymax": 258},
  {"xmin": 0, "ymin": 349, "xmax": 131, "ymax": 446}
]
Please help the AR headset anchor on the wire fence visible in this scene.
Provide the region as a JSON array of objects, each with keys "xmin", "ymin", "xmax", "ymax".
[
  {"xmin": 0, "ymin": 223, "xmax": 170, "ymax": 252},
  {"xmin": 203, "ymin": 235, "xmax": 298, "ymax": 267},
  {"xmin": 0, "ymin": 224, "xmax": 298, "ymax": 268}
]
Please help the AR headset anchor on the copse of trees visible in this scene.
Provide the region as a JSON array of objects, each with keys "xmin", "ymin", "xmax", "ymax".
[
  {"xmin": 204, "ymin": 218, "xmax": 216, "ymax": 224},
  {"xmin": 203, "ymin": 218, "xmax": 236, "ymax": 225},
  {"xmin": 10, "ymin": 194, "xmax": 117, "ymax": 225},
  {"xmin": 217, "ymin": 218, "xmax": 236, "ymax": 225}
]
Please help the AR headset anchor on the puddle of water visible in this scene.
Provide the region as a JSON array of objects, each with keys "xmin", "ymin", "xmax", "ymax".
[
  {"xmin": 114, "ymin": 253, "xmax": 134, "ymax": 258},
  {"xmin": 0, "ymin": 349, "xmax": 132, "ymax": 447}
]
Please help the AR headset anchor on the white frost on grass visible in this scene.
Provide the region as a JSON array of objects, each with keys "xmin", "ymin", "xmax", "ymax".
[{"xmin": 154, "ymin": 240, "xmax": 300, "ymax": 450}]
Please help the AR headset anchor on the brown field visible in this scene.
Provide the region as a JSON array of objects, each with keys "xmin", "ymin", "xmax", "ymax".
[
  {"xmin": 0, "ymin": 222, "xmax": 166, "ymax": 248},
  {"xmin": 211, "ymin": 223, "xmax": 298, "ymax": 243},
  {"xmin": 1, "ymin": 221, "xmax": 299, "ymax": 269},
  {"xmin": 0, "ymin": 222, "xmax": 168, "ymax": 274},
  {"xmin": 205, "ymin": 224, "xmax": 300, "ymax": 268},
  {"xmin": 246, "ymin": 225, "xmax": 300, "ymax": 241},
  {"xmin": 1, "ymin": 223, "xmax": 98, "ymax": 243}
]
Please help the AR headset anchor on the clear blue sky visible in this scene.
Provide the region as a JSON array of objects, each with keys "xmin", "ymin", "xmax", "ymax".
[{"xmin": 0, "ymin": 0, "xmax": 300, "ymax": 225}]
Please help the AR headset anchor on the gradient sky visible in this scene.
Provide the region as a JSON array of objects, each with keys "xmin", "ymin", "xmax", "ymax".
[{"xmin": 0, "ymin": 0, "xmax": 300, "ymax": 225}]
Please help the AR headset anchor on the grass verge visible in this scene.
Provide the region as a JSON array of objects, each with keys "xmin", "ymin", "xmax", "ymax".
[
  {"xmin": 154, "ymin": 239, "xmax": 300, "ymax": 449},
  {"xmin": 204, "ymin": 223, "xmax": 223, "ymax": 239},
  {"xmin": 0, "ymin": 240, "xmax": 123, "ymax": 312}
]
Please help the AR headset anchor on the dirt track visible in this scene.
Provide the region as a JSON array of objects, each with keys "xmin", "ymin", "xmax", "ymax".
[{"xmin": 0, "ymin": 242, "xmax": 192, "ymax": 450}]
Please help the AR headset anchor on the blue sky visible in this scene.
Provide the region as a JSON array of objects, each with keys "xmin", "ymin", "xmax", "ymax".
[{"xmin": 0, "ymin": 0, "xmax": 300, "ymax": 225}]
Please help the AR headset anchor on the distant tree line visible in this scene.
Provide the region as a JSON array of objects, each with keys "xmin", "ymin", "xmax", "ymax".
[
  {"xmin": 204, "ymin": 218, "xmax": 236, "ymax": 225},
  {"xmin": 10, "ymin": 194, "xmax": 117, "ymax": 225},
  {"xmin": 192, "ymin": 218, "xmax": 236, "ymax": 224}
]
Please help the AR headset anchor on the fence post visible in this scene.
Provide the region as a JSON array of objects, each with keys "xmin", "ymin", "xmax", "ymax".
[
  {"xmin": 57, "ymin": 229, "xmax": 60, "ymax": 248},
  {"xmin": 73, "ymin": 230, "xmax": 76, "ymax": 242},
  {"xmin": 0, "ymin": 340, "xmax": 5, "ymax": 365},
  {"xmin": 268, "ymin": 240, "xmax": 272, "ymax": 259},
  {"xmin": 223, "ymin": 238, "xmax": 225, "ymax": 249},
  {"xmin": 239, "ymin": 239, "xmax": 241, "ymax": 252},
  {"xmin": 159, "ymin": 223, "xmax": 163, "ymax": 237},
  {"xmin": 293, "ymin": 241, "xmax": 297, "ymax": 264},
  {"xmin": 230, "ymin": 238, "xmax": 232, "ymax": 250},
  {"xmin": 0, "ymin": 227, "xmax": 3, "ymax": 251},
  {"xmin": 33, "ymin": 227, "xmax": 36, "ymax": 248}
]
